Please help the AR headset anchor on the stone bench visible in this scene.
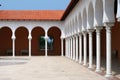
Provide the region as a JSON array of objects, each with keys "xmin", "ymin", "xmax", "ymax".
[
  {"xmin": 20, "ymin": 50, "xmax": 29, "ymax": 56},
  {"xmin": 6, "ymin": 49, "xmax": 12, "ymax": 56},
  {"xmin": 112, "ymin": 50, "xmax": 118, "ymax": 58}
]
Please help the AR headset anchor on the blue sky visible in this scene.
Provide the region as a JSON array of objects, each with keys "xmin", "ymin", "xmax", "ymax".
[{"xmin": 0, "ymin": 0, "xmax": 70, "ymax": 10}]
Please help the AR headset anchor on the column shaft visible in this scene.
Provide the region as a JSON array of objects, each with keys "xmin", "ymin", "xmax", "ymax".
[
  {"xmin": 65, "ymin": 38, "xmax": 68, "ymax": 57},
  {"xmin": 73, "ymin": 37, "xmax": 75, "ymax": 60},
  {"xmin": 75, "ymin": 35, "xmax": 78, "ymax": 62},
  {"xmin": 45, "ymin": 38, "xmax": 48, "ymax": 56},
  {"xmin": 105, "ymin": 24, "xmax": 113, "ymax": 77},
  {"xmin": 61, "ymin": 38, "xmax": 64, "ymax": 56},
  {"xmin": 68, "ymin": 38, "xmax": 70, "ymax": 58},
  {"xmin": 95, "ymin": 28, "xmax": 102, "ymax": 72},
  {"xmin": 12, "ymin": 39, "xmax": 15, "ymax": 57},
  {"xmin": 71, "ymin": 38, "xmax": 73, "ymax": 59},
  {"xmin": 88, "ymin": 30, "xmax": 94, "ymax": 69},
  {"xmin": 83, "ymin": 32, "xmax": 87, "ymax": 66},
  {"xmin": 79, "ymin": 34, "xmax": 82, "ymax": 64},
  {"xmin": 29, "ymin": 39, "xmax": 31, "ymax": 57}
]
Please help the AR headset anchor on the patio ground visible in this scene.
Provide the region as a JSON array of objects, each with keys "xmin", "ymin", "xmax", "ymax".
[{"xmin": 0, "ymin": 56, "xmax": 118, "ymax": 80}]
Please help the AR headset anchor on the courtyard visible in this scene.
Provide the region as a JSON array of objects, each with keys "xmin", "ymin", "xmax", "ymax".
[{"xmin": 0, "ymin": 56, "xmax": 119, "ymax": 80}]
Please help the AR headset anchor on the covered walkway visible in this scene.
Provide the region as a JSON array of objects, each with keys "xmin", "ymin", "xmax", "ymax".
[{"xmin": 0, "ymin": 56, "xmax": 108, "ymax": 80}]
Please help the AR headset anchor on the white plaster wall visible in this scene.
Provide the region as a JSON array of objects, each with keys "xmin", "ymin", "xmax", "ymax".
[
  {"xmin": 0, "ymin": 20, "xmax": 65, "ymax": 37},
  {"xmin": 0, "ymin": 0, "xmax": 117, "ymax": 38},
  {"xmin": 64, "ymin": 0, "xmax": 115, "ymax": 37}
]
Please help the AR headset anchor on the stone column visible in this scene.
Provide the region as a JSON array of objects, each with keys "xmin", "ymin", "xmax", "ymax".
[
  {"xmin": 95, "ymin": 27, "xmax": 102, "ymax": 72},
  {"xmin": 28, "ymin": 37, "xmax": 32, "ymax": 57},
  {"xmin": 70, "ymin": 37, "xmax": 73, "ymax": 59},
  {"xmin": 105, "ymin": 23, "xmax": 114, "ymax": 77},
  {"xmin": 65, "ymin": 38, "xmax": 68, "ymax": 57},
  {"xmin": 66, "ymin": 38, "xmax": 69, "ymax": 58},
  {"xmin": 79, "ymin": 33, "xmax": 83, "ymax": 64},
  {"xmin": 72, "ymin": 36, "xmax": 76, "ymax": 60},
  {"xmin": 12, "ymin": 35, "xmax": 16, "ymax": 57},
  {"xmin": 61, "ymin": 37, "xmax": 64, "ymax": 56},
  {"xmin": 67, "ymin": 38, "xmax": 69, "ymax": 58},
  {"xmin": 83, "ymin": 31, "xmax": 87, "ymax": 66},
  {"xmin": 88, "ymin": 29, "xmax": 94, "ymax": 69},
  {"xmin": 68, "ymin": 37, "xmax": 70, "ymax": 58},
  {"xmin": 45, "ymin": 36, "xmax": 48, "ymax": 56},
  {"xmin": 69, "ymin": 38, "xmax": 71, "ymax": 58},
  {"xmin": 75, "ymin": 35, "xmax": 78, "ymax": 62}
]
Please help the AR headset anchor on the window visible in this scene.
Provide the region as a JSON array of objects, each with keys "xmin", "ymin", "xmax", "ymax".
[
  {"xmin": 39, "ymin": 36, "xmax": 54, "ymax": 50},
  {"xmin": 39, "ymin": 36, "xmax": 45, "ymax": 50},
  {"xmin": 47, "ymin": 36, "xmax": 54, "ymax": 50}
]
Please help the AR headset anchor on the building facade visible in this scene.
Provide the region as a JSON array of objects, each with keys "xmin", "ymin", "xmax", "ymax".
[{"xmin": 0, "ymin": 0, "xmax": 120, "ymax": 78}]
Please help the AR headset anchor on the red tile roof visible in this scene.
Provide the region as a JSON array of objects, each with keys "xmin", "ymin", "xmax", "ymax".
[{"xmin": 0, "ymin": 10, "xmax": 64, "ymax": 20}]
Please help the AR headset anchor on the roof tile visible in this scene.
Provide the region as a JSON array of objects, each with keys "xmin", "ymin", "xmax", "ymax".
[{"xmin": 0, "ymin": 10, "xmax": 64, "ymax": 20}]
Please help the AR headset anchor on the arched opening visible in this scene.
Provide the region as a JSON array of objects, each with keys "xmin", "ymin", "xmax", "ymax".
[
  {"xmin": 87, "ymin": 2, "xmax": 94, "ymax": 29},
  {"xmin": 82, "ymin": 8, "xmax": 89, "ymax": 58},
  {"xmin": 78, "ymin": 13, "xmax": 82, "ymax": 31},
  {"xmin": 82, "ymin": 8, "xmax": 87, "ymax": 31},
  {"xmin": 0, "ymin": 27, "xmax": 12, "ymax": 56},
  {"xmin": 47, "ymin": 27, "xmax": 61, "ymax": 56},
  {"xmin": 31, "ymin": 27, "xmax": 45, "ymax": 56},
  {"xmin": 112, "ymin": 0, "xmax": 120, "ymax": 63},
  {"xmin": 88, "ymin": 2, "xmax": 96, "ymax": 64},
  {"xmin": 94, "ymin": 0, "xmax": 103, "ymax": 26},
  {"xmin": 15, "ymin": 27, "xmax": 29, "ymax": 56}
]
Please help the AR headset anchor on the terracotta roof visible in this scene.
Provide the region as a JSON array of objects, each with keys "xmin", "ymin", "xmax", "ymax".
[
  {"xmin": 0, "ymin": 0, "xmax": 79, "ymax": 21},
  {"xmin": 0, "ymin": 10, "xmax": 64, "ymax": 20}
]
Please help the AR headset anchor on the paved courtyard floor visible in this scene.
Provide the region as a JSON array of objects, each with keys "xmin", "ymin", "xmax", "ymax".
[{"xmin": 0, "ymin": 56, "xmax": 111, "ymax": 80}]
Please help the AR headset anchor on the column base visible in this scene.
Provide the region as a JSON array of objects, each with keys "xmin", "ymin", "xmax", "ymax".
[
  {"xmin": 83, "ymin": 63, "xmax": 87, "ymax": 66},
  {"xmin": 12, "ymin": 55, "xmax": 15, "ymax": 57},
  {"xmin": 88, "ymin": 67, "xmax": 95, "ymax": 71},
  {"xmin": 29, "ymin": 56, "xmax": 31, "ymax": 58},
  {"xmin": 73, "ymin": 58, "xmax": 75, "ymax": 61},
  {"xmin": 105, "ymin": 74, "xmax": 113, "ymax": 78},
  {"xmin": 95, "ymin": 69, "xmax": 102, "ymax": 73},
  {"xmin": 79, "ymin": 61, "xmax": 83, "ymax": 64},
  {"xmin": 88, "ymin": 66, "xmax": 93, "ymax": 69},
  {"xmin": 118, "ymin": 17, "xmax": 120, "ymax": 22},
  {"xmin": 61, "ymin": 55, "xmax": 64, "ymax": 57},
  {"xmin": 83, "ymin": 64, "xmax": 88, "ymax": 68},
  {"xmin": 75, "ymin": 59, "xmax": 78, "ymax": 62}
]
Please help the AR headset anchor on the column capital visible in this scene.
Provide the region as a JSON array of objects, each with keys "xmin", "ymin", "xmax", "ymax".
[
  {"xmin": 78, "ymin": 32, "xmax": 83, "ymax": 36},
  {"xmin": 60, "ymin": 36, "xmax": 65, "ymax": 39},
  {"xmin": 28, "ymin": 35, "xmax": 32, "ymax": 39},
  {"xmin": 118, "ymin": 17, "xmax": 120, "ymax": 22},
  {"xmin": 75, "ymin": 34, "xmax": 79, "ymax": 37},
  {"xmin": 72, "ymin": 35, "xmax": 75, "ymax": 38},
  {"xmin": 105, "ymin": 26, "xmax": 112, "ymax": 31},
  {"xmin": 12, "ymin": 36, "xmax": 16, "ymax": 40},
  {"xmin": 87, "ymin": 29, "xmax": 95, "ymax": 33},
  {"xmin": 44, "ymin": 36, "xmax": 48, "ymax": 39},
  {"xmin": 95, "ymin": 26, "xmax": 103, "ymax": 30},
  {"xmin": 95, "ymin": 27, "xmax": 103, "ymax": 34},
  {"xmin": 82, "ymin": 31, "xmax": 87, "ymax": 35},
  {"xmin": 104, "ymin": 22, "xmax": 114, "ymax": 27}
]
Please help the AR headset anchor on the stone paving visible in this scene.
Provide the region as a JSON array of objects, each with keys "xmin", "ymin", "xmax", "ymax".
[{"xmin": 0, "ymin": 56, "xmax": 109, "ymax": 80}]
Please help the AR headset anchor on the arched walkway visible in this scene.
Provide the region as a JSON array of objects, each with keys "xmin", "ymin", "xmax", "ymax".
[
  {"xmin": 112, "ymin": 0, "xmax": 120, "ymax": 59},
  {"xmin": 31, "ymin": 27, "xmax": 45, "ymax": 56},
  {"xmin": 47, "ymin": 27, "xmax": 61, "ymax": 56},
  {"xmin": 15, "ymin": 27, "xmax": 29, "ymax": 56},
  {"xmin": 0, "ymin": 27, "xmax": 12, "ymax": 56}
]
